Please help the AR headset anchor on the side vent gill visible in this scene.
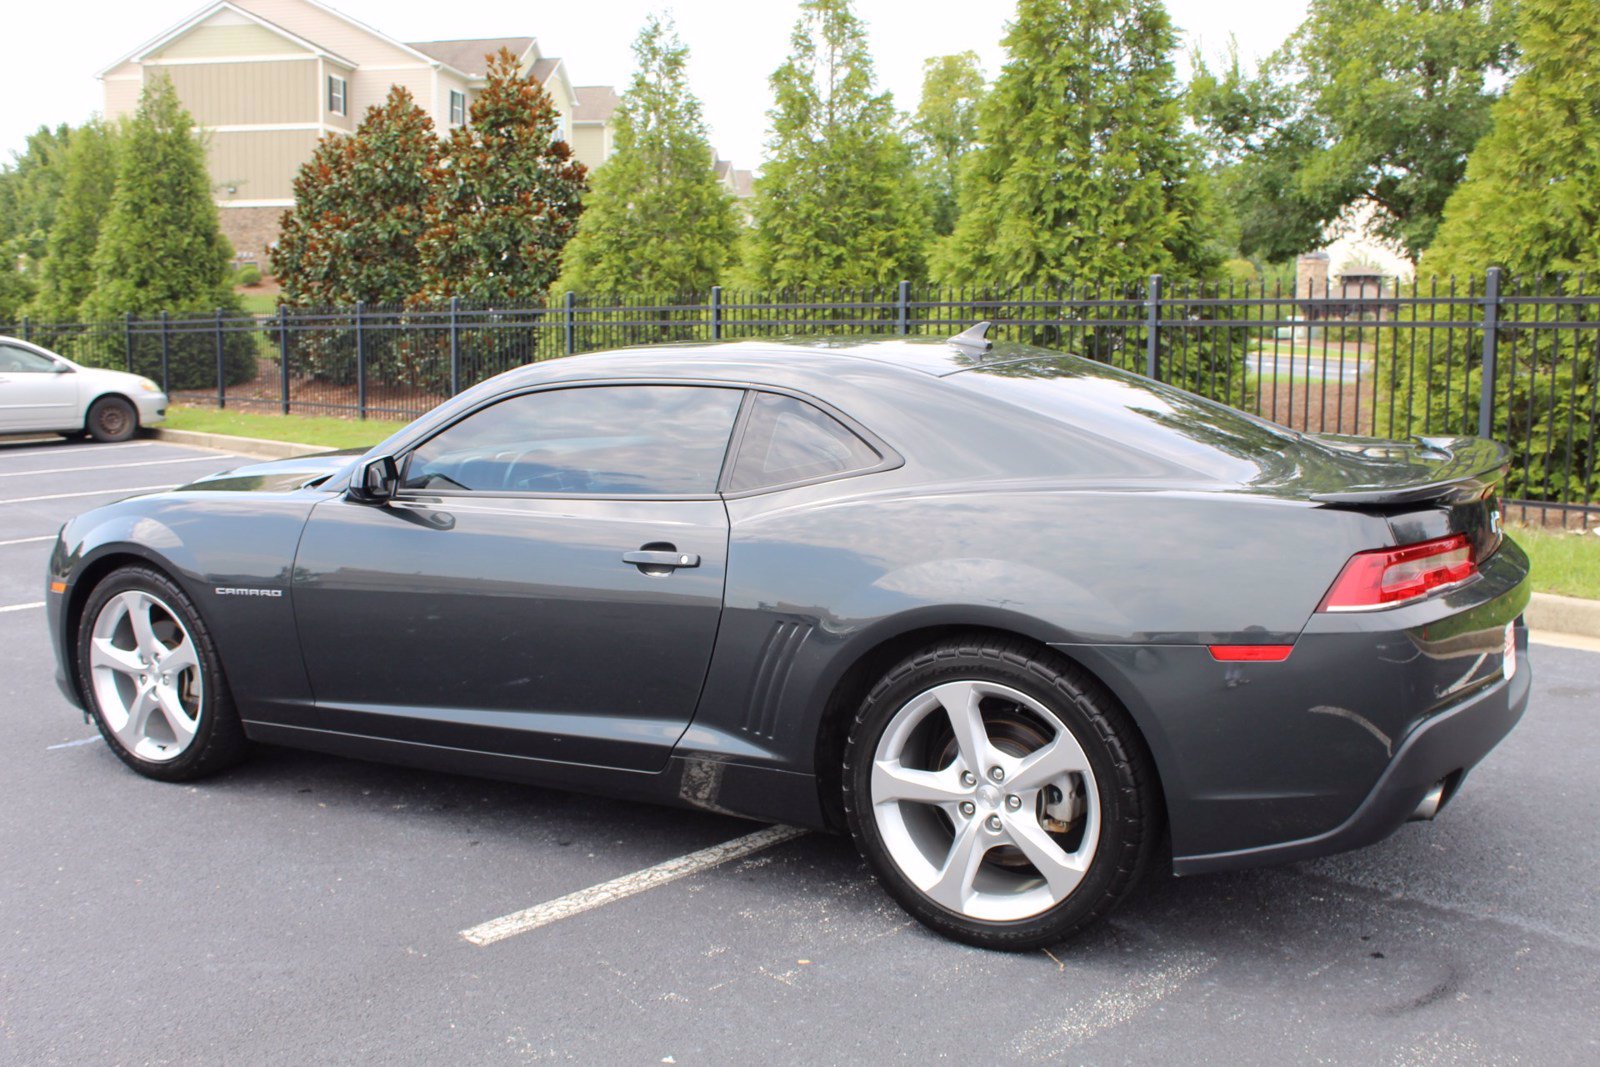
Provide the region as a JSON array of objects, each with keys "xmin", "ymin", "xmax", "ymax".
[{"xmin": 741, "ymin": 620, "xmax": 813, "ymax": 741}]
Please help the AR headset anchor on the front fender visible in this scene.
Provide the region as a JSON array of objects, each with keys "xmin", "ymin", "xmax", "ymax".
[{"xmin": 48, "ymin": 492, "xmax": 323, "ymax": 723}]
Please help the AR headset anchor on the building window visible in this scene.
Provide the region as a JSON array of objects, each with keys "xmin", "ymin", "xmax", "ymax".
[
  {"xmin": 449, "ymin": 90, "xmax": 467, "ymax": 127},
  {"xmin": 327, "ymin": 75, "xmax": 347, "ymax": 116}
]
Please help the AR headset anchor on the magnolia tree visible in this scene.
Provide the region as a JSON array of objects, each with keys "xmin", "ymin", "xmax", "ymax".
[
  {"xmin": 414, "ymin": 49, "xmax": 588, "ymax": 304},
  {"xmin": 272, "ymin": 86, "xmax": 440, "ymax": 308}
]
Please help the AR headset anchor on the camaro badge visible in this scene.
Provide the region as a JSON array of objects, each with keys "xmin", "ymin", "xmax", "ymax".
[{"xmin": 214, "ymin": 587, "xmax": 284, "ymax": 598}]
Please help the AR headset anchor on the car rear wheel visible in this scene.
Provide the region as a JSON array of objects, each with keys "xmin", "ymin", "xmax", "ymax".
[
  {"xmin": 75, "ymin": 566, "xmax": 248, "ymax": 781},
  {"xmin": 85, "ymin": 396, "xmax": 137, "ymax": 443},
  {"xmin": 843, "ymin": 637, "xmax": 1160, "ymax": 950}
]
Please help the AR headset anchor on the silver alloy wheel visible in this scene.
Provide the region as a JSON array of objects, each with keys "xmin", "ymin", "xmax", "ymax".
[
  {"xmin": 869, "ymin": 680, "xmax": 1100, "ymax": 922},
  {"xmin": 88, "ymin": 590, "xmax": 204, "ymax": 763}
]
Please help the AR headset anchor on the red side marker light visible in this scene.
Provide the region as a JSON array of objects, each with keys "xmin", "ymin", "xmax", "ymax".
[{"xmin": 1208, "ymin": 645, "xmax": 1294, "ymax": 662}]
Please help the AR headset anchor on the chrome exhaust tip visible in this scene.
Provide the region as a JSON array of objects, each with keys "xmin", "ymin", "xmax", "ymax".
[{"xmin": 1410, "ymin": 779, "xmax": 1448, "ymax": 821}]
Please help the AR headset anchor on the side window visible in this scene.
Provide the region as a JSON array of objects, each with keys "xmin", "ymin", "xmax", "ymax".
[
  {"xmin": 727, "ymin": 392, "xmax": 881, "ymax": 492},
  {"xmin": 401, "ymin": 385, "xmax": 743, "ymax": 496},
  {"xmin": 0, "ymin": 345, "xmax": 57, "ymax": 373}
]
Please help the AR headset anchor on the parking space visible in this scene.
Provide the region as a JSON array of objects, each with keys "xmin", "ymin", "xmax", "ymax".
[{"xmin": 2, "ymin": 434, "xmax": 1598, "ymax": 1064}]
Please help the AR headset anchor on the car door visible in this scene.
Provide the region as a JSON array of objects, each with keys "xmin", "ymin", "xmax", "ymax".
[
  {"xmin": 0, "ymin": 343, "xmax": 80, "ymax": 432},
  {"xmin": 290, "ymin": 382, "xmax": 744, "ymax": 772}
]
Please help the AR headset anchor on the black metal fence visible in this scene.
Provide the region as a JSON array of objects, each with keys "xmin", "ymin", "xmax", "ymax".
[{"xmin": 5, "ymin": 268, "xmax": 1597, "ymax": 522}]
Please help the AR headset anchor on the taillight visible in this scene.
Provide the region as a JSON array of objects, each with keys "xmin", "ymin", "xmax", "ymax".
[{"xmin": 1318, "ymin": 533, "xmax": 1478, "ymax": 612}]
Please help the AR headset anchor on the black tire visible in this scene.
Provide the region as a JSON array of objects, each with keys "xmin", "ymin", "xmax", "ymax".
[
  {"xmin": 85, "ymin": 396, "xmax": 137, "ymax": 443},
  {"xmin": 75, "ymin": 566, "xmax": 249, "ymax": 782},
  {"xmin": 842, "ymin": 636, "xmax": 1160, "ymax": 951}
]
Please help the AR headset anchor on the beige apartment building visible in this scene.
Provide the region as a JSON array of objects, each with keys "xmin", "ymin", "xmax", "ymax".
[{"xmin": 100, "ymin": 0, "xmax": 619, "ymax": 266}]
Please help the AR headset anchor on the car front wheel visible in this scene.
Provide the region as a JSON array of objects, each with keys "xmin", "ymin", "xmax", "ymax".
[
  {"xmin": 85, "ymin": 396, "xmax": 137, "ymax": 443},
  {"xmin": 75, "ymin": 566, "xmax": 248, "ymax": 781},
  {"xmin": 843, "ymin": 637, "xmax": 1160, "ymax": 950}
]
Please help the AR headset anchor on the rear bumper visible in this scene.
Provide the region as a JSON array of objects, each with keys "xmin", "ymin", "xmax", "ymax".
[{"xmin": 1172, "ymin": 628, "xmax": 1530, "ymax": 875}]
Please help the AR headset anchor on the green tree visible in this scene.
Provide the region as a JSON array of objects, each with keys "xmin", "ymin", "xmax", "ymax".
[
  {"xmin": 1425, "ymin": 0, "xmax": 1600, "ymax": 276},
  {"xmin": 0, "ymin": 124, "xmax": 73, "ymax": 266},
  {"xmin": 30, "ymin": 118, "xmax": 122, "ymax": 321},
  {"xmin": 1192, "ymin": 1, "xmax": 1514, "ymax": 265},
  {"xmin": 82, "ymin": 75, "xmax": 238, "ymax": 319},
  {"xmin": 557, "ymin": 16, "xmax": 738, "ymax": 296},
  {"xmin": 0, "ymin": 123, "xmax": 74, "ymax": 318},
  {"xmin": 936, "ymin": 0, "xmax": 1210, "ymax": 286},
  {"xmin": 415, "ymin": 49, "xmax": 588, "ymax": 304},
  {"xmin": 743, "ymin": 0, "xmax": 929, "ymax": 288},
  {"xmin": 80, "ymin": 74, "xmax": 252, "ymax": 386},
  {"xmin": 911, "ymin": 52, "xmax": 986, "ymax": 238},
  {"xmin": 273, "ymin": 86, "xmax": 440, "ymax": 306}
]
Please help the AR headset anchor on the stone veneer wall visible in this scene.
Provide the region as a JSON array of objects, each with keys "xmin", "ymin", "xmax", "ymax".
[{"xmin": 217, "ymin": 205, "xmax": 286, "ymax": 271}]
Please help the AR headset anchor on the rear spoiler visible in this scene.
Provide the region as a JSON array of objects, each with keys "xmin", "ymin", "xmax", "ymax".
[{"xmin": 1310, "ymin": 436, "xmax": 1511, "ymax": 507}]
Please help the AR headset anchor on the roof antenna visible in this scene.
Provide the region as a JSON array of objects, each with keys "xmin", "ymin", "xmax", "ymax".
[{"xmin": 948, "ymin": 321, "xmax": 993, "ymax": 357}]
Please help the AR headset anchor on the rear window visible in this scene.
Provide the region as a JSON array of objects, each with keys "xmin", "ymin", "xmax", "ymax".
[
  {"xmin": 948, "ymin": 356, "xmax": 1303, "ymax": 482},
  {"xmin": 727, "ymin": 392, "xmax": 881, "ymax": 492}
]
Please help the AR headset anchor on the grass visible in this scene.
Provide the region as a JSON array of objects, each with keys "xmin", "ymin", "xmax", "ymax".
[
  {"xmin": 163, "ymin": 405, "xmax": 397, "ymax": 450},
  {"xmin": 1509, "ymin": 523, "xmax": 1600, "ymax": 600},
  {"xmin": 236, "ymin": 291, "xmax": 277, "ymax": 315}
]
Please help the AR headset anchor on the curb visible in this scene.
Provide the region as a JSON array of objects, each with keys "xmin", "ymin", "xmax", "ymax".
[
  {"xmin": 151, "ymin": 428, "xmax": 326, "ymax": 460},
  {"xmin": 1527, "ymin": 592, "xmax": 1600, "ymax": 641}
]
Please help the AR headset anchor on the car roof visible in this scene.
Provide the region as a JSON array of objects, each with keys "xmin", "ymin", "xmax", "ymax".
[{"xmin": 494, "ymin": 336, "xmax": 1059, "ymax": 390}]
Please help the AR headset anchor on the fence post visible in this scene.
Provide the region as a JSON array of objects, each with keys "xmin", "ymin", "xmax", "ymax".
[
  {"xmin": 448, "ymin": 296, "xmax": 461, "ymax": 396},
  {"xmin": 896, "ymin": 280, "xmax": 910, "ymax": 336},
  {"xmin": 124, "ymin": 312, "xmax": 134, "ymax": 374},
  {"xmin": 355, "ymin": 301, "xmax": 367, "ymax": 420},
  {"xmin": 1145, "ymin": 275, "xmax": 1162, "ymax": 380},
  {"xmin": 278, "ymin": 304, "xmax": 290, "ymax": 415},
  {"xmin": 1477, "ymin": 267, "xmax": 1502, "ymax": 440},
  {"xmin": 564, "ymin": 291, "xmax": 576, "ymax": 355},
  {"xmin": 159, "ymin": 310, "xmax": 171, "ymax": 395},
  {"xmin": 710, "ymin": 285, "xmax": 723, "ymax": 341},
  {"xmin": 21, "ymin": 316, "xmax": 30, "ymax": 343},
  {"xmin": 214, "ymin": 307, "xmax": 226, "ymax": 410}
]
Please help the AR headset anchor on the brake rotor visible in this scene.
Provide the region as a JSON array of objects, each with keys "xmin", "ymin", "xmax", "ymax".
[{"xmin": 928, "ymin": 701, "xmax": 1078, "ymax": 871}]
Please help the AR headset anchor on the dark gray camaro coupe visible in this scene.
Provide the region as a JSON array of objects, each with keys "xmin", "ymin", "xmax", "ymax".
[{"xmin": 46, "ymin": 332, "xmax": 1532, "ymax": 949}]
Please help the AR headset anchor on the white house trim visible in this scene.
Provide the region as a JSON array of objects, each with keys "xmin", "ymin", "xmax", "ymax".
[
  {"xmin": 144, "ymin": 54, "xmax": 319, "ymax": 66},
  {"xmin": 203, "ymin": 122, "xmax": 341, "ymax": 133},
  {"xmin": 98, "ymin": 1, "xmax": 357, "ymax": 77},
  {"xmin": 292, "ymin": 0, "xmax": 475, "ymax": 79}
]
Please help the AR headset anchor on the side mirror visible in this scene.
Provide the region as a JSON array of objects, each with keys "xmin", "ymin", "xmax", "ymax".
[
  {"xmin": 50, "ymin": 362, "xmax": 72, "ymax": 374},
  {"xmin": 348, "ymin": 455, "xmax": 399, "ymax": 504}
]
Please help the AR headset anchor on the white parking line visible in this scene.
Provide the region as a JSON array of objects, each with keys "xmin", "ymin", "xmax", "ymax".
[
  {"xmin": 0, "ymin": 484, "xmax": 178, "ymax": 505},
  {"xmin": 0, "ymin": 536, "xmax": 55, "ymax": 547},
  {"xmin": 0, "ymin": 601, "xmax": 45, "ymax": 613},
  {"xmin": 460, "ymin": 824, "xmax": 808, "ymax": 947},
  {"xmin": 47, "ymin": 737, "xmax": 101, "ymax": 750},
  {"xmin": 0, "ymin": 441, "xmax": 156, "ymax": 459},
  {"xmin": 1011, "ymin": 951, "xmax": 1216, "ymax": 1059},
  {"xmin": 0, "ymin": 456, "xmax": 227, "ymax": 479}
]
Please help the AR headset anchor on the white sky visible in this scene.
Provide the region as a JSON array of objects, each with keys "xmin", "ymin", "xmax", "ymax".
[{"xmin": 1, "ymin": 0, "xmax": 1307, "ymax": 171}]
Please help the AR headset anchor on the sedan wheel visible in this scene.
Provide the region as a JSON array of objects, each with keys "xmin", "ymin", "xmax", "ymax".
[
  {"xmin": 86, "ymin": 396, "xmax": 137, "ymax": 443},
  {"xmin": 844, "ymin": 637, "xmax": 1159, "ymax": 950},
  {"xmin": 76, "ymin": 567, "xmax": 248, "ymax": 780}
]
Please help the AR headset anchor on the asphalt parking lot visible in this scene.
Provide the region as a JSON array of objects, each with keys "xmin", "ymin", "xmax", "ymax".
[{"xmin": 2, "ymin": 434, "xmax": 1598, "ymax": 1065}]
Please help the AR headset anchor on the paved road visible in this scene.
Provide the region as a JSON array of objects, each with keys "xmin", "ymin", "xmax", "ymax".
[{"xmin": 2, "ymin": 436, "xmax": 1597, "ymax": 1065}]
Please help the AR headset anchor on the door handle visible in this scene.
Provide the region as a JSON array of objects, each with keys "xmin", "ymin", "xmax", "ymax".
[{"xmin": 622, "ymin": 549, "xmax": 701, "ymax": 569}]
